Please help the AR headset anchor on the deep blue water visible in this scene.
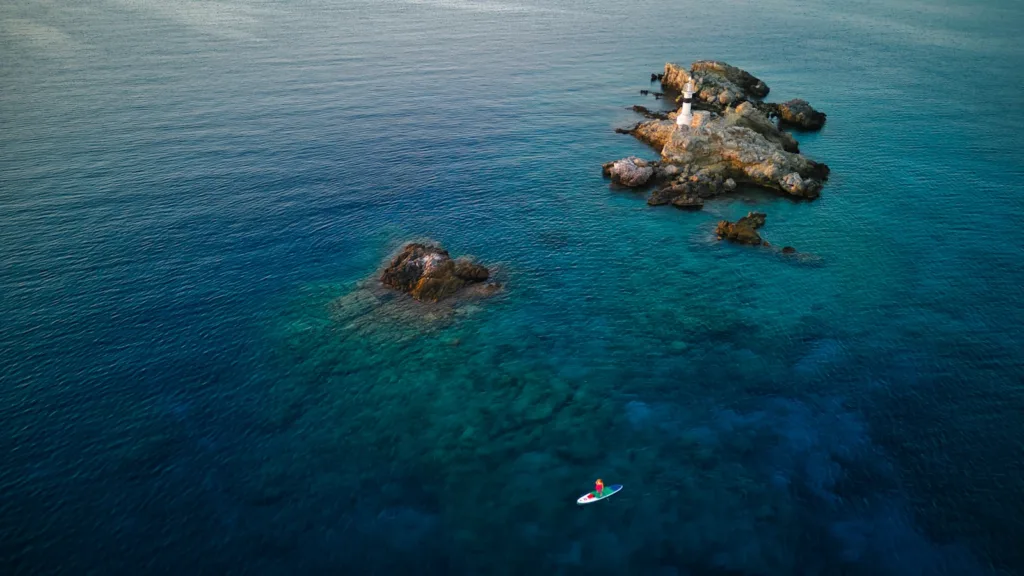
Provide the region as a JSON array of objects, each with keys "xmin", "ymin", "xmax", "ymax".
[{"xmin": 2, "ymin": 0, "xmax": 1023, "ymax": 574}]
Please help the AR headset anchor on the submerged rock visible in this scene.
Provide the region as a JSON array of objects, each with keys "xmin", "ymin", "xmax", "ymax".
[
  {"xmin": 381, "ymin": 243, "xmax": 495, "ymax": 302},
  {"xmin": 715, "ymin": 212, "xmax": 767, "ymax": 245}
]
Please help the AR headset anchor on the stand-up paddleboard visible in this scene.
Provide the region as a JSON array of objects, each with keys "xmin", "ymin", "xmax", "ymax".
[{"xmin": 577, "ymin": 484, "xmax": 623, "ymax": 505}]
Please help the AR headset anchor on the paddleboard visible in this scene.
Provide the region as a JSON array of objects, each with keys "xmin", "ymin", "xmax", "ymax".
[{"xmin": 577, "ymin": 484, "xmax": 623, "ymax": 505}]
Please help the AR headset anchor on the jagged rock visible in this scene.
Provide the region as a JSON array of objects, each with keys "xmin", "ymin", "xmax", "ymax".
[
  {"xmin": 660, "ymin": 61, "xmax": 827, "ymax": 133},
  {"xmin": 453, "ymin": 259, "xmax": 489, "ymax": 282},
  {"xmin": 740, "ymin": 212, "xmax": 766, "ymax": 228},
  {"xmin": 779, "ymin": 172, "xmax": 815, "ymax": 196},
  {"xmin": 724, "ymin": 102, "xmax": 799, "ymax": 153},
  {"xmin": 607, "ymin": 156, "xmax": 655, "ymax": 187},
  {"xmin": 647, "ymin": 184, "xmax": 681, "ymax": 206},
  {"xmin": 663, "ymin": 61, "xmax": 769, "ymax": 110},
  {"xmin": 381, "ymin": 243, "xmax": 494, "ymax": 302},
  {"xmin": 606, "ymin": 61, "xmax": 831, "ymax": 218},
  {"xmin": 671, "ymin": 193, "xmax": 704, "ymax": 210},
  {"xmin": 656, "ymin": 164, "xmax": 681, "ymax": 179},
  {"xmin": 628, "ymin": 107, "xmax": 829, "ymax": 199},
  {"xmin": 782, "ymin": 246, "xmax": 797, "ymax": 254},
  {"xmin": 692, "ymin": 61, "xmax": 769, "ymax": 98},
  {"xmin": 715, "ymin": 212, "xmax": 767, "ymax": 245},
  {"xmin": 645, "ymin": 180, "xmax": 706, "ymax": 210},
  {"xmin": 774, "ymin": 98, "xmax": 826, "ymax": 130}
]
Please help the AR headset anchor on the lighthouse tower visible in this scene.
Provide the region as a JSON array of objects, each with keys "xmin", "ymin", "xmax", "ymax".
[{"xmin": 676, "ymin": 78, "xmax": 696, "ymax": 129}]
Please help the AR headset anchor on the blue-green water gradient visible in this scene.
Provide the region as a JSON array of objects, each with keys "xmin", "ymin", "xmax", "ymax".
[{"xmin": 2, "ymin": 0, "xmax": 1023, "ymax": 573}]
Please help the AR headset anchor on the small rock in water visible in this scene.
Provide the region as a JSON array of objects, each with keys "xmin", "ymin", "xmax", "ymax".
[
  {"xmin": 715, "ymin": 212, "xmax": 767, "ymax": 246},
  {"xmin": 775, "ymin": 98, "xmax": 827, "ymax": 130},
  {"xmin": 380, "ymin": 243, "xmax": 496, "ymax": 302}
]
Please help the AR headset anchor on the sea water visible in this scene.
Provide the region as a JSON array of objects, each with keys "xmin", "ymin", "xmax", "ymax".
[{"xmin": 1, "ymin": 0, "xmax": 1022, "ymax": 574}]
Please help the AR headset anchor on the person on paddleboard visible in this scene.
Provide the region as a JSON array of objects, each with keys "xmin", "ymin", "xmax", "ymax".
[{"xmin": 594, "ymin": 479, "xmax": 604, "ymax": 497}]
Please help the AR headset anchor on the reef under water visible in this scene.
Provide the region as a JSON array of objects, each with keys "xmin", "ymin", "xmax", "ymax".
[
  {"xmin": 237, "ymin": 262, "xmax": 992, "ymax": 574},
  {"xmin": 2, "ymin": 0, "xmax": 1022, "ymax": 574}
]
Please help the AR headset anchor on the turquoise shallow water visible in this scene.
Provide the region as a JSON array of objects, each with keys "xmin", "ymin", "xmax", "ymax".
[{"xmin": 2, "ymin": 0, "xmax": 1023, "ymax": 574}]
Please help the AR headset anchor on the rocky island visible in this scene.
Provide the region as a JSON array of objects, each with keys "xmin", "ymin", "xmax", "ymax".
[
  {"xmin": 605, "ymin": 60, "xmax": 830, "ymax": 210},
  {"xmin": 381, "ymin": 242, "xmax": 498, "ymax": 302}
]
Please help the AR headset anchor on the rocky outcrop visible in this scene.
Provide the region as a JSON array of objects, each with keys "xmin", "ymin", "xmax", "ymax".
[
  {"xmin": 724, "ymin": 102, "xmax": 799, "ymax": 153},
  {"xmin": 662, "ymin": 61, "xmax": 769, "ymax": 109},
  {"xmin": 607, "ymin": 60, "xmax": 832, "ymax": 234},
  {"xmin": 381, "ymin": 243, "xmax": 495, "ymax": 302},
  {"xmin": 715, "ymin": 212, "xmax": 767, "ymax": 245},
  {"xmin": 772, "ymin": 98, "xmax": 827, "ymax": 131},
  {"xmin": 605, "ymin": 156, "xmax": 655, "ymax": 187},
  {"xmin": 647, "ymin": 182, "xmax": 703, "ymax": 209},
  {"xmin": 660, "ymin": 61, "xmax": 826, "ymax": 132},
  {"xmin": 644, "ymin": 164, "xmax": 740, "ymax": 208},
  {"xmin": 628, "ymin": 107, "xmax": 829, "ymax": 199}
]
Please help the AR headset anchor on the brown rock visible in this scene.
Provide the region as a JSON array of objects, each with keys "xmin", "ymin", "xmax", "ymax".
[
  {"xmin": 775, "ymin": 98, "xmax": 826, "ymax": 130},
  {"xmin": 381, "ymin": 243, "xmax": 494, "ymax": 302},
  {"xmin": 411, "ymin": 274, "xmax": 464, "ymax": 302},
  {"xmin": 454, "ymin": 258, "xmax": 489, "ymax": 282},
  {"xmin": 671, "ymin": 194, "xmax": 704, "ymax": 210},
  {"xmin": 715, "ymin": 212, "xmax": 767, "ymax": 246},
  {"xmin": 648, "ymin": 182, "xmax": 690, "ymax": 206}
]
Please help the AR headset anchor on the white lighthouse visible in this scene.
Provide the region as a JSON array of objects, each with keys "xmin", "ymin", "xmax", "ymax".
[{"xmin": 675, "ymin": 78, "xmax": 696, "ymax": 129}]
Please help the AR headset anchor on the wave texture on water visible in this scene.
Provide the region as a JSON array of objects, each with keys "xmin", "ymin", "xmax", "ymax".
[{"xmin": 1, "ymin": 0, "xmax": 1023, "ymax": 574}]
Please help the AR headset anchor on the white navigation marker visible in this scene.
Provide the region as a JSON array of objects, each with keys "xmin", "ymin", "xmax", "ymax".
[{"xmin": 676, "ymin": 78, "xmax": 696, "ymax": 129}]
